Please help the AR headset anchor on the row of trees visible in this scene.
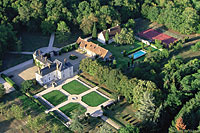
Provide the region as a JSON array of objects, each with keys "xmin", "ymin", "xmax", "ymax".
[
  {"xmin": 79, "ymin": 58, "xmax": 163, "ymax": 131},
  {"xmin": 141, "ymin": 0, "xmax": 200, "ymax": 34}
]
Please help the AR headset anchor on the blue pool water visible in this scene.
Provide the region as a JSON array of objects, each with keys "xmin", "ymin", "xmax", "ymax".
[{"xmin": 128, "ymin": 50, "xmax": 146, "ymax": 59}]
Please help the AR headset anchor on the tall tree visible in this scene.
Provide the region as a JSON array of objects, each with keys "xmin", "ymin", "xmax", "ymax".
[
  {"xmin": 70, "ymin": 108, "xmax": 84, "ymax": 133},
  {"xmin": 105, "ymin": 30, "xmax": 109, "ymax": 44},
  {"xmin": 92, "ymin": 22, "xmax": 97, "ymax": 39},
  {"xmin": 136, "ymin": 91, "xmax": 156, "ymax": 122},
  {"xmin": 0, "ymin": 84, "xmax": 5, "ymax": 98}
]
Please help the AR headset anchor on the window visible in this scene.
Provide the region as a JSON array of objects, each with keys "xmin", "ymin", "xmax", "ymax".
[{"xmin": 49, "ymin": 77, "xmax": 50, "ymax": 80}]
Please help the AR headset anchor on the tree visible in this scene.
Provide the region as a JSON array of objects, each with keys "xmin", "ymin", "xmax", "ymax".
[
  {"xmin": 98, "ymin": 123, "xmax": 114, "ymax": 133},
  {"xmin": 113, "ymin": 28, "xmax": 135, "ymax": 45},
  {"xmin": 92, "ymin": 23, "xmax": 97, "ymax": 39},
  {"xmin": 176, "ymin": 117, "xmax": 186, "ymax": 131},
  {"xmin": 10, "ymin": 104, "xmax": 24, "ymax": 120},
  {"xmin": 119, "ymin": 124, "xmax": 139, "ymax": 133},
  {"xmin": 56, "ymin": 21, "xmax": 70, "ymax": 44},
  {"xmin": 80, "ymin": 13, "xmax": 98, "ymax": 35},
  {"xmin": 16, "ymin": 40, "xmax": 22, "ymax": 52},
  {"xmin": 105, "ymin": 30, "xmax": 109, "ymax": 44},
  {"xmin": 191, "ymin": 41, "xmax": 200, "ymax": 52},
  {"xmin": 113, "ymin": 59, "xmax": 117, "ymax": 68},
  {"xmin": 0, "ymin": 84, "xmax": 5, "ymax": 98},
  {"xmin": 21, "ymin": 80, "xmax": 34, "ymax": 93},
  {"xmin": 70, "ymin": 108, "xmax": 84, "ymax": 133},
  {"xmin": 136, "ymin": 91, "xmax": 156, "ymax": 122},
  {"xmin": 41, "ymin": 20, "xmax": 56, "ymax": 35}
]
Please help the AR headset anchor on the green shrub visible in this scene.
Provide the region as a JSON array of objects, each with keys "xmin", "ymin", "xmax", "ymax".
[
  {"xmin": 1, "ymin": 74, "xmax": 18, "ymax": 89},
  {"xmin": 69, "ymin": 55, "xmax": 78, "ymax": 60},
  {"xmin": 126, "ymin": 47, "xmax": 142, "ymax": 56}
]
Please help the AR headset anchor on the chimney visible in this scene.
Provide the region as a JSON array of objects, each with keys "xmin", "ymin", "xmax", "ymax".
[
  {"xmin": 56, "ymin": 63, "xmax": 59, "ymax": 70},
  {"xmin": 48, "ymin": 63, "xmax": 51, "ymax": 68},
  {"xmin": 40, "ymin": 55, "xmax": 43, "ymax": 59},
  {"xmin": 64, "ymin": 58, "xmax": 67, "ymax": 64},
  {"xmin": 45, "ymin": 57, "xmax": 47, "ymax": 61},
  {"xmin": 38, "ymin": 68, "xmax": 41, "ymax": 74},
  {"xmin": 38, "ymin": 49, "xmax": 41, "ymax": 55}
]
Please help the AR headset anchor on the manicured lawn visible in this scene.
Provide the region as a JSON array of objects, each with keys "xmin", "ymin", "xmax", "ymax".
[
  {"xmin": 102, "ymin": 41, "xmax": 143, "ymax": 69},
  {"xmin": 62, "ymin": 80, "xmax": 90, "ymax": 95},
  {"xmin": 42, "ymin": 90, "xmax": 68, "ymax": 106},
  {"xmin": 21, "ymin": 32, "xmax": 49, "ymax": 52},
  {"xmin": 59, "ymin": 103, "xmax": 86, "ymax": 118},
  {"xmin": 82, "ymin": 91, "xmax": 108, "ymax": 107},
  {"xmin": 1, "ymin": 53, "xmax": 32, "ymax": 71}
]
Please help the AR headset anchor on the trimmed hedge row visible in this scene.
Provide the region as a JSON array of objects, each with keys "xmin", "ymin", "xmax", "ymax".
[
  {"xmin": 61, "ymin": 43, "xmax": 79, "ymax": 53},
  {"xmin": 126, "ymin": 47, "xmax": 142, "ymax": 56},
  {"xmin": 1, "ymin": 73, "xmax": 19, "ymax": 90}
]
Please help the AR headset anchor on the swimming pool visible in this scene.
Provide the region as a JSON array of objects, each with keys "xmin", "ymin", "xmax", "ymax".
[{"xmin": 128, "ymin": 50, "xmax": 146, "ymax": 59}]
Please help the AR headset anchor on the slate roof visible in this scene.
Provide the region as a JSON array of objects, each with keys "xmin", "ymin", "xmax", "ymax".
[
  {"xmin": 39, "ymin": 63, "xmax": 57, "ymax": 76},
  {"xmin": 36, "ymin": 55, "xmax": 52, "ymax": 65},
  {"xmin": 101, "ymin": 25, "xmax": 121, "ymax": 39},
  {"xmin": 34, "ymin": 49, "xmax": 43, "ymax": 56},
  {"xmin": 38, "ymin": 59, "xmax": 73, "ymax": 76},
  {"xmin": 77, "ymin": 37, "xmax": 110, "ymax": 58}
]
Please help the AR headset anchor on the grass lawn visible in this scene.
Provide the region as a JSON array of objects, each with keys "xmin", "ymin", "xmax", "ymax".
[
  {"xmin": 82, "ymin": 91, "xmax": 108, "ymax": 107},
  {"xmin": 1, "ymin": 53, "xmax": 32, "ymax": 71},
  {"xmin": 59, "ymin": 103, "xmax": 86, "ymax": 118},
  {"xmin": 21, "ymin": 32, "xmax": 49, "ymax": 52},
  {"xmin": 43, "ymin": 90, "xmax": 68, "ymax": 106},
  {"xmin": 62, "ymin": 80, "xmax": 90, "ymax": 95},
  {"xmin": 54, "ymin": 27, "xmax": 86, "ymax": 48},
  {"xmin": 102, "ymin": 41, "xmax": 143, "ymax": 69}
]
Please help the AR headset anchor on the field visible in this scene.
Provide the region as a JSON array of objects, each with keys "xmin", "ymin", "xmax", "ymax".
[
  {"xmin": 42, "ymin": 90, "xmax": 68, "ymax": 106},
  {"xmin": 138, "ymin": 28, "xmax": 177, "ymax": 45},
  {"xmin": 62, "ymin": 80, "xmax": 90, "ymax": 95},
  {"xmin": 59, "ymin": 103, "xmax": 86, "ymax": 118},
  {"xmin": 21, "ymin": 32, "xmax": 49, "ymax": 52},
  {"xmin": 1, "ymin": 53, "xmax": 32, "ymax": 71},
  {"xmin": 82, "ymin": 92, "xmax": 108, "ymax": 107}
]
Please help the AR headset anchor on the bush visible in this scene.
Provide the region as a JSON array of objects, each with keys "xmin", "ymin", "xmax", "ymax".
[
  {"xmin": 126, "ymin": 47, "xmax": 142, "ymax": 56},
  {"xmin": 69, "ymin": 54, "xmax": 78, "ymax": 60}
]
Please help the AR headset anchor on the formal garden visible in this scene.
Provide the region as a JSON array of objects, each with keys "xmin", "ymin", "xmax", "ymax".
[
  {"xmin": 62, "ymin": 80, "xmax": 90, "ymax": 95},
  {"xmin": 42, "ymin": 90, "xmax": 68, "ymax": 106},
  {"xmin": 82, "ymin": 91, "xmax": 108, "ymax": 107},
  {"xmin": 59, "ymin": 103, "xmax": 86, "ymax": 118}
]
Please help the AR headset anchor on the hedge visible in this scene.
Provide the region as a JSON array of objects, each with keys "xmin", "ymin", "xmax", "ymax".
[
  {"xmin": 126, "ymin": 47, "xmax": 142, "ymax": 56},
  {"xmin": 1, "ymin": 73, "xmax": 19, "ymax": 90},
  {"xmin": 61, "ymin": 43, "xmax": 79, "ymax": 53}
]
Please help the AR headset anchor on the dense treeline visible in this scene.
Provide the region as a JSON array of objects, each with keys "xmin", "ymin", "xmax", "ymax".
[
  {"xmin": 79, "ymin": 58, "xmax": 163, "ymax": 132},
  {"xmin": 80, "ymin": 56, "xmax": 200, "ymax": 132},
  {"xmin": 169, "ymin": 91, "xmax": 200, "ymax": 132},
  {"xmin": 141, "ymin": 0, "xmax": 200, "ymax": 34},
  {"xmin": 0, "ymin": 0, "xmax": 141, "ymax": 69}
]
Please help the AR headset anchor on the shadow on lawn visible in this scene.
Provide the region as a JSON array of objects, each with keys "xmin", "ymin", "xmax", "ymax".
[{"xmin": 0, "ymin": 118, "xmax": 14, "ymax": 133}]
